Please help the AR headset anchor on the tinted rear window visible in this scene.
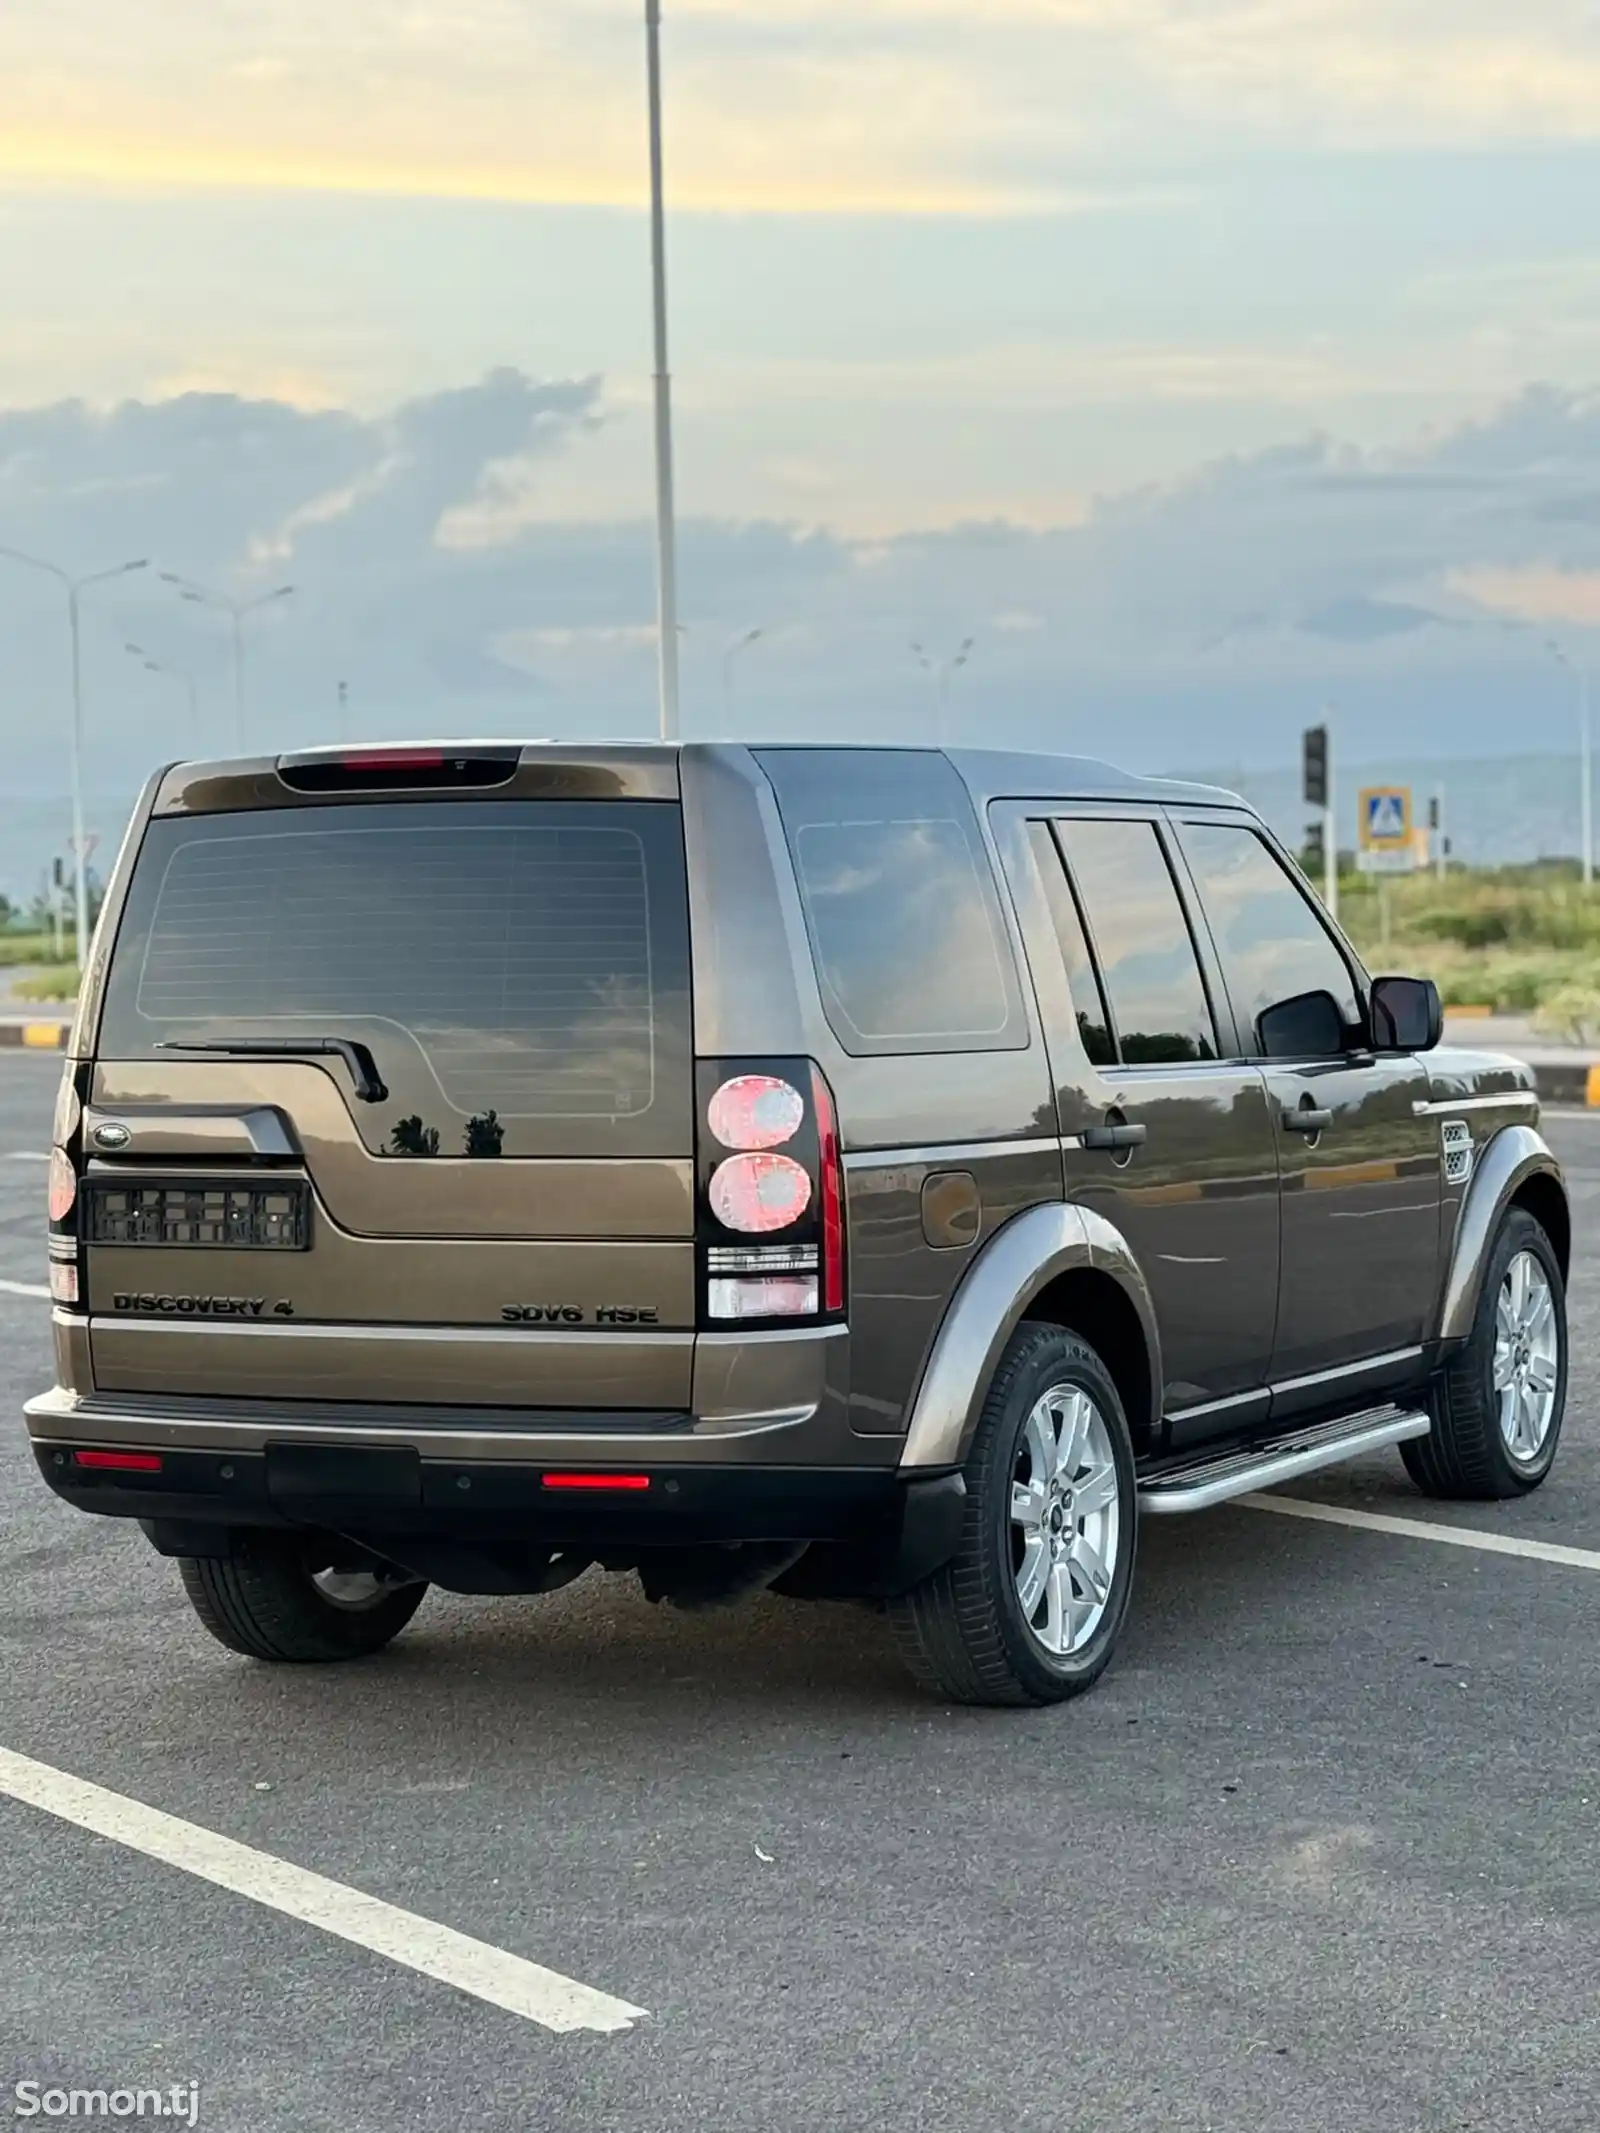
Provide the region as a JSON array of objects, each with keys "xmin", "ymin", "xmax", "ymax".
[
  {"xmin": 98, "ymin": 801, "xmax": 693, "ymax": 1159},
  {"xmin": 756, "ymin": 749, "xmax": 1026, "ymax": 1056}
]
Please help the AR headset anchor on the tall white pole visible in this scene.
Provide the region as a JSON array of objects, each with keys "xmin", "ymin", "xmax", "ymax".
[
  {"xmin": 66, "ymin": 583, "xmax": 89, "ymax": 971},
  {"xmin": 1323, "ymin": 725, "xmax": 1337, "ymax": 924},
  {"xmin": 646, "ymin": 0, "xmax": 681, "ymax": 743},
  {"xmin": 1582, "ymin": 665, "xmax": 1593, "ymax": 889}
]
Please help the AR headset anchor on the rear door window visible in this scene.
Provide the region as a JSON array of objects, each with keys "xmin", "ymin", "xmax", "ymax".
[
  {"xmin": 1054, "ymin": 818, "xmax": 1218, "ymax": 1064},
  {"xmin": 97, "ymin": 800, "xmax": 694, "ymax": 1158},
  {"xmin": 756, "ymin": 748, "xmax": 1026, "ymax": 1057}
]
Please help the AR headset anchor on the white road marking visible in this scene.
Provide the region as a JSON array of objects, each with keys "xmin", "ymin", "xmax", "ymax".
[
  {"xmin": 4, "ymin": 1150, "xmax": 48, "ymax": 1161},
  {"xmin": 1243, "ymin": 1492, "xmax": 1600, "ymax": 1572},
  {"xmin": 0, "ymin": 1745, "xmax": 648, "ymax": 2035},
  {"xmin": 0, "ymin": 1277, "xmax": 49, "ymax": 1299}
]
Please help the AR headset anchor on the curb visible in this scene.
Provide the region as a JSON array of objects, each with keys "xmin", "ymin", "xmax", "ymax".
[
  {"xmin": 1530, "ymin": 1062, "xmax": 1600, "ymax": 1109},
  {"xmin": 0, "ymin": 1022, "xmax": 70, "ymax": 1051}
]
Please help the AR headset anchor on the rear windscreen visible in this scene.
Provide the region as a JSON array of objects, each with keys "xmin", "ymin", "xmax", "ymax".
[{"xmin": 97, "ymin": 800, "xmax": 693, "ymax": 1159}]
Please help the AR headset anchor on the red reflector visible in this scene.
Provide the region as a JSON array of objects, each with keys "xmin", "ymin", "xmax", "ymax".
[
  {"xmin": 541, "ymin": 1473, "xmax": 652, "ymax": 1492},
  {"xmin": 74, "ymin": 1449, "xmax": 163, "ymax": 1474},
  {"xmin": 338, "ymin": 748, "xmax": 445, "ymax": 769}
]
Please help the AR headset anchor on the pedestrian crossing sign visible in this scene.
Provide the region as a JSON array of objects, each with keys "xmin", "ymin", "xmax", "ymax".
[{"xmin": 1360, "ymin": 786, "xmax": 1412, "ymax": 851}]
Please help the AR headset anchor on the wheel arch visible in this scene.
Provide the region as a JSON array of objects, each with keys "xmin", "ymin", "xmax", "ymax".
[
  {"xmin": 898, "ymin": 1201, "xmax": 1163, "ymax": 1469},
  {"xmin": 1438, "ymin": 1124, "xmax": 1568, "ymax": 1344}
]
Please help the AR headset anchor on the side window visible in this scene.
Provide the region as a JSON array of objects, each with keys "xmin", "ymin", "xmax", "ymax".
[
  {"xmin": 1054, "ymin": 819, "xmax": 1218, "ymax": 1065},
  {"xmin": 1180, "ymin": 822, "xmax": 1360, "ymax": 1056},
  {"xmin": 1027, "ymin": 821, "xmax": 1114, "ymax": 1066},
  {"xmin": 756, "ymin": 748, "xmax": 1027, "ymax": 1057}
]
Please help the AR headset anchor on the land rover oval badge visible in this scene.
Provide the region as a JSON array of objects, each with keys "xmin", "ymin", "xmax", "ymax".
[{"xmin": 92, "ymin": 1122, "xmax": 132, "ymax": 1151}]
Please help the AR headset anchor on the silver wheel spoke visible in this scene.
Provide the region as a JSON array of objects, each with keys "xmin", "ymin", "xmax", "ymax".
[
  {"xmin": 1492, "ymin": 1341, "xmax": 1517, "ymax": 1392},
  {"xmin": 1075, "ymin": 1462, "xmax": 1119, "ymax": 1517},
  {"xmin": 1016, "ymin": 1538, "xmax": 1050, "ymax": 1619},
  {"xmin": 1024, "ymin": 1403, "xmax": 1056, "ymax": 1487},
  {"xmin": 1526, "ymin": 1282, "xmax": 1555, "ymax": 1338},
  {"xmin": 1055, "ymin": 1392, "xmax": 1090, "ymax": 1481},
  {"xmin": 1012, "ymin": 1478, "xmax": 1048, "ymax": 1528},
  {"xmin": 1527, "ymin": 1351, "xmax": 1558, "ymax": 1394},
  {"xmin": 1070, "ymin": 1536, "xmax": 1113, "ymax": 1602}
]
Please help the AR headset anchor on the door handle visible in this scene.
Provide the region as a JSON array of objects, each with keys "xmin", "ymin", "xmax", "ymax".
[
  {"xmin": 1282, "ymin": 1106, "xmax": 1333, "ymax": 1135},
  {"xmin": 1081, "ymin": 1122, "xmax": 1148, "ymax": 1152}
]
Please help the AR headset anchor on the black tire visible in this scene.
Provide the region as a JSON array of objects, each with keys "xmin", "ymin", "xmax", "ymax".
[
  {"xmin": 889, "ymin": 1322, "xmax": 1138, "ymax": 1707},
  {"xmin": 178, "ymin": 1536, "xmax": 427, "ymax": 1662},
  {"xmin": 1403, "ymin": 1207, "xmax": 1567, "ymax": 1501}
]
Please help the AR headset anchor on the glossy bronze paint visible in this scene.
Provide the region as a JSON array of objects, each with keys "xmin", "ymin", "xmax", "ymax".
[
  {"xmin": 990, "ymin": 803, "xmax": 1281, "ymax": 1420},
  {"xmin": 88, "ymin": 1066, "xmax": 695, "ymax": 1240}
]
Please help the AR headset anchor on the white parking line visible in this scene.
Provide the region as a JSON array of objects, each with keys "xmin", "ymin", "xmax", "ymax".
[
  {"xmin": 0, "ymin": 1745, "xmax": 648, "ymax": 2035},
  {"xmin": 0, "ymin": 1277, "xmax": 49, "ymax": 1299},
  {"xmin": 1244, "ymin": 1493, "xmax": 1600, "ymax": 1571},
  {"xmin": 4, "ymin": 1150, "xmax": 48, "ymax": 1161}
]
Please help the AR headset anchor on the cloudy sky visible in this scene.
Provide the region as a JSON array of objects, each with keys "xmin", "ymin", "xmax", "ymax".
[{"xmin": 2, "ymin": 0, "xmax": 1600, "ymax": 872}]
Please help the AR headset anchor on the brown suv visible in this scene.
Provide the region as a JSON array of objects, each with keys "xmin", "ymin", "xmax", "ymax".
[{"xmin": 26, "ymin": 743, "xmax": 1570, "ymax": 1706}]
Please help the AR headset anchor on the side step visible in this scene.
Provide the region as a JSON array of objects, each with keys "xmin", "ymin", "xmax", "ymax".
[{"xmin": 1138, "ymin": 1405, "xmax": 1432, "ymax": 1516}]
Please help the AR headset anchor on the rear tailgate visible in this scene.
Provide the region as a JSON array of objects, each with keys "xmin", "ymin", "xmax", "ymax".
[{"xmin": 82, "ymin": 755, "xmax": 697, "ymax": 1411}]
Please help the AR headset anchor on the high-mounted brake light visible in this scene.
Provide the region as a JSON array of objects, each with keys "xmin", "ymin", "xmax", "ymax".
[
  {"xmin": 709, "ymin": 1152, "xmax": 812, "ymax": 1234},
  {"xmin": 541, "ymin": 1472, "xmax": 651, "ymax": 1492},
  {"xmin": 707, "ymin": 1075, "xmax": 805, "ymax": 1152},
  {"xmin": 338, "ymin": 747, "xmax": 445, "ymax": 770},
  {"xmin": 74, "ymin": 1449, "xmax": 163, "ymax": 1474}
]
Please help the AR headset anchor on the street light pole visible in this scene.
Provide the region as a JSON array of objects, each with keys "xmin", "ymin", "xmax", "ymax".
[
  {"xmin": 159, "ymin": 575, "xmax": 293, "ymax": 752},
  {"xmin": 1547, "ymin": 641, "xmax": 1592, "ymax": 887},
  {"xmin": 0, "ymin": 548, "xmax": 147, "ymax": 969},
  {"xmin": 127, "ymin": 644, "xmax": 201, "ymax": 752},
  {"xmin": 722, "ymin": 628, "xmax": 763, "ymax": 708},
  {"xmin": 645, "ymin": 0, "xmax": 681, "ymax": 743},
  {"xmin": 910, "ymin": 638, "xmax": 975, "ymax": 747}
]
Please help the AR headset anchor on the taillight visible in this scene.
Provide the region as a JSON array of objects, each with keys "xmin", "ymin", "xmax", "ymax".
[
  {"xmin": 708, "ymin": 1152, "xmax": 813, "ymax": 1233},
  {"xmin": 48, "ymin": 1149, "xmax": 76, "ymax": 1226},
  {"xmin": 812, "ymin": 1065, "xmax": 845, "ymax": 1315},
  {"xmin": 48, "ymin": 1066, "xmax": 88, "ymax": 1314},
  {"xmin": 706, "ymin": 1075, "xmax": 805, "ymax": 1151},
  {"xmin": 696, "ymin": 1058, "xmax": 846, "ymax": 1326}
]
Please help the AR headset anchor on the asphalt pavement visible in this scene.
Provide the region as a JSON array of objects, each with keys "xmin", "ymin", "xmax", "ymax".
[{"xmin": 2, "ymin": 1049, "xmax": 1598, "ymax": 2132}]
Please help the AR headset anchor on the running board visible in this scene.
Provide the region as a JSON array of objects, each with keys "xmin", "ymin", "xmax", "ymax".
[{"xmin": 1138, "ymin": 1406, "xmax": 1432, "ymax": 1516}]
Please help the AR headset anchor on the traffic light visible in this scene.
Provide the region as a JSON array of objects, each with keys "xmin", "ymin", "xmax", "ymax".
[
  {"xmin": 1304, "ymin": 819, "xmax": 1325, "ymax": 874},
  {"xmin": 51, "ymin": 857, "xmax": 63, "ymax": 889},
  {"xmin": 1303, "ymin": 725, "xmax": 1328, "ymax": 810},
  {"xmin": 1428, "ymin": 796, "xmax": 1440, "ymax": 832}
]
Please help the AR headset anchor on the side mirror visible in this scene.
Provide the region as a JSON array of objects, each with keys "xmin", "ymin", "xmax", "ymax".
[
  {"xmin": 1256, "ymin": 988, "xmax": 1348, "ymax": 1060},
  {"xmin": 1370, "ymin": 974, "xmax": 1443, "ymax": 1053}
]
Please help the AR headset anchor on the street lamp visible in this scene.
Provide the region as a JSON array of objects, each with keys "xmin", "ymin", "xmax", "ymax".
[
  {"xmin": 911, "ymin": 637, "xmax": 976, "ymax": 744},
  {"xmin": 1546, "ymin": 640, "xmax": 1593, "ymax": 888},
  {"xmin": 645, "ymin": 0, "xmax": 681, "ymax": 743},
  {"xmin": 126, "ymin": 643, "xmax": 201, "ymax": 753},
  {"xmin": 158, "ymin": 574, "xmax": 293, "ymax": 753},
  {"xmin": 0, "ymin": 548, "xmax": 147, "ymax": 970},
  {"xmin": 722, "ymin": 628, "xmax": 764, "ymax": 706}
]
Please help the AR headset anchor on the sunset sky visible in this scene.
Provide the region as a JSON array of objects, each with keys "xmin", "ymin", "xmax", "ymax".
[{"xmin": 1, "ymin": 0, "xmax": 1599, "ymax": 869}]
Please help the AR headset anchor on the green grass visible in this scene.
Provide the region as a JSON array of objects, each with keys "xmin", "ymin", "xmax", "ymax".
[
  {"xmin": 0, "ymin": 932, "xmax": 61, "ymax": 968},
  {"xmin": 1322, "ymin": 863, "xmax": 1600, "ymax": 1013},
  {"xmin": 11, "ymin": 963, "xmax": 79, "ymax": 1004}
]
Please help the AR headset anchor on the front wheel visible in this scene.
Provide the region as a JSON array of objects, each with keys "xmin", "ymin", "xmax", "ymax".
[
  {"xmin": 890, "ymin": 1322, "xmax": 1138, "ymax": 1707},
  {"xmin": 1403, "ymin": 1206, "xmax": 1567, "ymax": 1501},
  {"xmin": 179, "ymin": 1536, "xmax": 428, "ymax": 1662}
]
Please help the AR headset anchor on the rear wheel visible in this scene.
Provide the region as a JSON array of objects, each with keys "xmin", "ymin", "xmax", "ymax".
[
  {"xmin": 178, "ymin": 1536, "xmax": 427, "ymax": 1661},
  {"xmin": 1404, "ymin": 1207, "xmax": 1567, "ymax": 1500},
  {"xmin": 890, "ymin": 1322, "xmax": 1138, "ymax": 1707}
]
